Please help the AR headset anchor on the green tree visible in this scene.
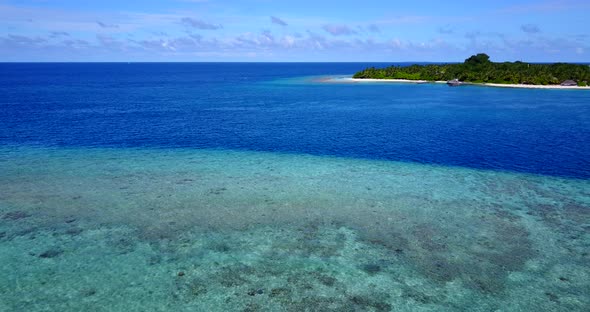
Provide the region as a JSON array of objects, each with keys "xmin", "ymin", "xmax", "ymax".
[
  {"xmin": 464, "ymin": 53, "xmax": 491, "ymax": 66},
  {"xmin": 353, "ymin": 54, "xmax": 590, "ymax": 85}
]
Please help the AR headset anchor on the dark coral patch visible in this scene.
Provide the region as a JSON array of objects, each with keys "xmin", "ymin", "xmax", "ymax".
[
  {"xmin": 2, "ymin": 210, "xmax": 31, "ymax": 220},
  {"xmin": 39, "ymin": 248, "xmax": 64, "ymax": 258}
]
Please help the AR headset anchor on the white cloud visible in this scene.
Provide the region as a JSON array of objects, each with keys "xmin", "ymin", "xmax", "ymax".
[
  {"xmin": 97, "ymin": 21, "xmax": 119, "ymax": 29},
  {"xmin": 270, "ymin": 16, "xmax": 288, "ymax": 27},
  {"xmin": 521, "ymin": 24, "xmax": 540, "ymax": 34},
  {"xmin": 180, "ymin": 17, "xmax": 222, "ymax": 30},
  {"xmin": 322, "ymin": 24, "xmax": 356, "ymax": 36}
]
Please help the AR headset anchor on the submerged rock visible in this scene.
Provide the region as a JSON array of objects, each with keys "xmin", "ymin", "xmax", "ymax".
[
  {"xmin": 80, "ymin": 288, "xmax": 97, "ymax": 297},
  {"xmin": 317, "ymin": 274, "xmax": 336, "ymax": 286},
  {"xmin": 269, "ymin": 287, "xmax": 290, "ymax": 297},
  {"xmin": 247, "ymin": 288, "xmax": 264, "ymax": 296},
  {"xmin": 39, "ymin": 248, "xmax": 64, "ymax": 258},
  {"xmin": 545, "ymin": 292, "xmax": 560, "ymax": 303},
  {"xmin": 65, "ymin": 227, "xmax": 84, "ymax": 236},
  {"xmin": 361, "ymin": 264, "xmax": 382, "ymax": 275},
  {"xmin": 2, "ymin": 210, "xmax": 31, "ymax": 220},
  {"xmin": 349, "ymin": 294, "xmax": 392, "ymax": 312}
]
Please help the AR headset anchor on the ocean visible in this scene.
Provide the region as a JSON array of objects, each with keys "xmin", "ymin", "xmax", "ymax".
[{"xmin": 0, "ymin": 63, "xmax": 589, "ymax": 311}]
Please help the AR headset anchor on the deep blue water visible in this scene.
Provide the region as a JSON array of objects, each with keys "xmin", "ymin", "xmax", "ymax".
[{"xmin": 1, "ymin": 62, "xmax": 589, "ymax": 178}]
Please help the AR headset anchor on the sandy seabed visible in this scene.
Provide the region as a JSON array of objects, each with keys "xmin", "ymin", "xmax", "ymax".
[{"xmin": 1, "ymin": 147, "xmax": 589, "ymax": 311}]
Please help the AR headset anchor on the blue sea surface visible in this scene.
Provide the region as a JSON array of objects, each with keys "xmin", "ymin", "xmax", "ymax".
[
  {"xmin": 1, "ymin": 62, "xmax": 589, "ymax": 178},
  {"xmin": 0, "ymin": 63, "xmax": 589, "ymax": 311}
]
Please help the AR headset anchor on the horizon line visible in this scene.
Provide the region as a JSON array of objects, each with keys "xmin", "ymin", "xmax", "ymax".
[{"xmin": 1, "ymin": 61, "xmax": 589, "ymax": 64}]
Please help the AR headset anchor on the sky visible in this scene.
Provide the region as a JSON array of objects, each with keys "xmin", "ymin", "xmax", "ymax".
[{"xmin": 0, "ymin": 0, "xmax": 589, "ymax": 62}]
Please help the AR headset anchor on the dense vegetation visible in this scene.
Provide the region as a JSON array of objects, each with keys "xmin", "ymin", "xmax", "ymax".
[{"xmin": 353, "ymin": 54, "xmax": 590, "ymax": 86}]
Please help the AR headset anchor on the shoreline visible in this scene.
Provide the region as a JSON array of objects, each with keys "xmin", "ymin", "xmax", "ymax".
[
  {"xmin": 329, "ymin": 77, "xmax": 590, "ymax": 90},
  {"xmin": 476, "ymin": 82, "xmax": 590, "ymax": 90},
  {"xmin": 331, "ymin": 77, "xmax": 447, "ymax": 84}
]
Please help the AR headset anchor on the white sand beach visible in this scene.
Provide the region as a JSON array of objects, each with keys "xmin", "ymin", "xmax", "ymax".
[
  {"xmin": 477, "ymin": 82, "xmax": 590, "ymax": 90},
  {"xmin": 332, "ymin": 77, "xmax": 446, "ymax": 84},
  {"xmin": 327, "ymin": 77, "xmax": 590, "ymax": 90}
]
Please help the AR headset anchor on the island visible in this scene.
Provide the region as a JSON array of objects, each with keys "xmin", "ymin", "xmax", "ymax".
[{"xmin": 352, "ymin": 54, "xmax": 590, "ymax": 88}]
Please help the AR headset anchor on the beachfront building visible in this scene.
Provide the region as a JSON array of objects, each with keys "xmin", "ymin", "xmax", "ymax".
[{"xmin": 561, "ymin": 80, "xmax": 577, "ymax": 86}]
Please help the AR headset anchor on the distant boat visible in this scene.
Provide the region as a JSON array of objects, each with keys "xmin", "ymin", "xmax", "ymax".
[{"xmin": 447, "ymin": 79, "xmax": 463, "ymax": 86}]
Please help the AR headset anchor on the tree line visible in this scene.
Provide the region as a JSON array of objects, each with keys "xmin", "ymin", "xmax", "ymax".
[{"xmin": 353, "ymin": 54, "xmax": 590, "ymax": 86}]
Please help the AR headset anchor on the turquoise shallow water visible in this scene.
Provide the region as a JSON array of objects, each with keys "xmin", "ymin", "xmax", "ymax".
[{"xmin": 1, "ymin": 147, "xmax": 588, "ymax": 311}]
